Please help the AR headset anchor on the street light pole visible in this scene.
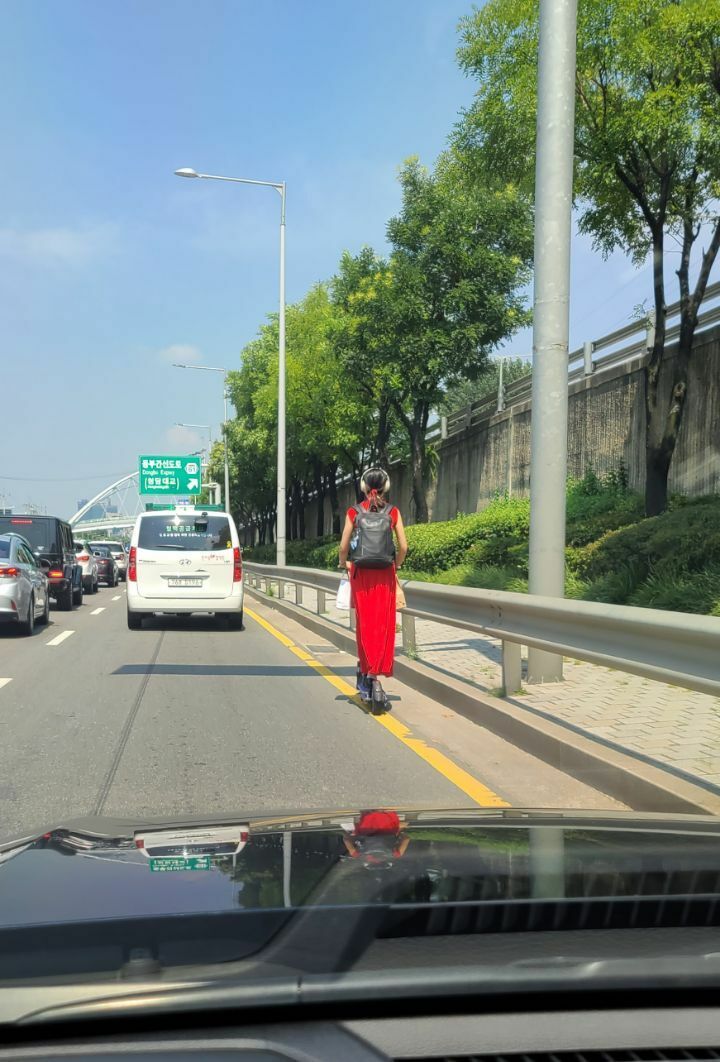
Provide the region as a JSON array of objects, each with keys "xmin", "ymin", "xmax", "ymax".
[
  {"xmin": 277, "ymin": 183, "xmax": 287, "ymax": 565},
  {"xmin": 223, "ymin": 386, "xmax": 230, "ymax": 524},
  {"xmin": 175, "ymin": 167, "xmax": 287, "ymax": 565},
  {"xmin": 172, "ymin": 364, "xmax": 230, "ymax": 513},
  {"xmin": 527, "ymin": 0, "xmax": 578, "ymax": 683}
]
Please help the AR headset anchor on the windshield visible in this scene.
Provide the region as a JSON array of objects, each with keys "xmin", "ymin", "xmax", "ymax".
[
  {"xmin": 0, "ymin": 518, "xmax": 54, "ymax": 553},
  {"xmin": 138, "ymin": 515, "xmax": 232, "ymax": 551},
  {"xmin": 1, "ymin": 0, "xmax": 719, "ymax": 1013}
]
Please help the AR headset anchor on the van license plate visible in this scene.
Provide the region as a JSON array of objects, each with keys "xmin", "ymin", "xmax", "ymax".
[{"xmin": 168, "ymin": 578, "xmax": 202, "ymax": 587}]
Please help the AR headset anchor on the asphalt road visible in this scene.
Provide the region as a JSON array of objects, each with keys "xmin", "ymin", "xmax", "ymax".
[{"xmin": 0, "ymin": 586, "xmax": 623, "ymax": 844}]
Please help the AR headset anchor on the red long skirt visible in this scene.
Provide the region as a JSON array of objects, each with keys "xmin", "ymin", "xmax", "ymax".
[{"xmin": 351, "ymin": 565, "xmax": 396, "ymax": 677}]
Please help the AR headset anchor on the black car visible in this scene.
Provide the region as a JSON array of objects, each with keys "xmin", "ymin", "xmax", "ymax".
[
  {"xmin": 92, "ymin": 545, "xmax": 119, "ymax": 587},
  {"xmin": 0, "ymin": 515, "xmax": 82, "ymax": 610}
]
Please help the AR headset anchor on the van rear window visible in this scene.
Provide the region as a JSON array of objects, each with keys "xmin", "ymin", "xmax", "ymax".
[{"xmin": 138, "ymin": 515, "xmax": 232, "ymax": 552}]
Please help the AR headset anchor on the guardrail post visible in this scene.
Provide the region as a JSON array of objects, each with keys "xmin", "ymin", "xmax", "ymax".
[
  {"xmin": 529, "ymin": 826, "xmax": 565, "ymax": 898},
  {"xmin": 583, "ymin": 339, "xmax": 594, "ymax": 376},
  {"xmin": 401, "ymin": 613, "xmax": 417, "ymax": 655},
  {"xmin": 501, "ymin": 640, "xmax": 522, "ymax": 695},
  {"xmin": 317, "ymin": 589, "xmax": 326, "ymax": 614},
  {"xmin": 295, "ymin": 583, "xmax": 303, "ymax": 605},
  {"xmin": 277, "ymin": 579, "xmax": 285, "ymax": 601},
  {"xmin": 440, "ymin": 415, "xmax": 448, "ymax": 440}
]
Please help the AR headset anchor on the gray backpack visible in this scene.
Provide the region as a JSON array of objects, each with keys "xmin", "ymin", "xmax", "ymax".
[{"xmin": 349, "ymin": 504, "xmax": 396, "ymax": 569}]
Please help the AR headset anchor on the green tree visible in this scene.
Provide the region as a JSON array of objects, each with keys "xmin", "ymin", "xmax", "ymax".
[
  {"xmin": 221, "ymin": 285, "xmax": 373, "ymax": 541},
  {"xmin": 331, "ymin": 246, "xmax": 402, "ymax": 476},
  {"xmin": 338, "ymin": 158, "xmax": 532, "ymax": 522},
  {"xmin": 439, "ymin": 356, "xmax": 531, "ymax": 416},
  {"xmin": 456, "ymin": 0, "xmax": 720, "ymax": 515}
]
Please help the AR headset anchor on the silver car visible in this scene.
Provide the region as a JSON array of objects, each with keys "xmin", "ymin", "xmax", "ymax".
[
  {"xmin": 89, "ymin": 540, "xmax": 127, "ymax": 581},
  {"xmin": 0, "ymin": 534, "xmax": 50, "ymax": 635},
  {"xmin": 74, "ymin": 541, "xmax": 99, "ymax": 594}
]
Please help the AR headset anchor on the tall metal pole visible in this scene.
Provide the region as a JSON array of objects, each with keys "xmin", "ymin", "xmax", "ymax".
[
  {"xmin": 276, "ymin": 183, "xmax": 287, "ymax": 565},
  {"xmin": 527, "ymin": 0, "xmax": 578, "ymax": 683},
  {"xmin": 223, "ymin": 383, "xmax": 230, "ymax": 515}
]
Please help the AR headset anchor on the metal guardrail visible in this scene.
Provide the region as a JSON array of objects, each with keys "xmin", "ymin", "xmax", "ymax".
[
  {"xmin": 244, "ymin": 562, "xmax": 720, "ymax": 699},
  {"xmin": 440, "ymin": 280, "xmax": 720, "ymax": 439}
]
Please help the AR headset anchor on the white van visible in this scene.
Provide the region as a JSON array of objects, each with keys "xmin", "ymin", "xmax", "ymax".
[{"xmin": 126, "ymin": 506, "xmax": 244, "ymax": 630}]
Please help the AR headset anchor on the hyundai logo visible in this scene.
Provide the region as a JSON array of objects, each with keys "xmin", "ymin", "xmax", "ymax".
[{"xmin": 179, "ymin": 558, "xmax": 191, "ymax": 566}]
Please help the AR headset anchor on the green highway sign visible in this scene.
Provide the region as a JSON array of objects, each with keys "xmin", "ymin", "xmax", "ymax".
[
  {"xmin": 138, "ymin": 455, "xmax": 202, "ymax": 496},
  {"xmin": 149, "ymin": 856, "xmax": 211, "ymax": 872}
]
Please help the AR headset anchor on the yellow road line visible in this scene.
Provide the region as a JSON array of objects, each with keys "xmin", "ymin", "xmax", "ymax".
[{"xmin": 244, "ymin": 605, "xmax": 509, "ymax": 808}]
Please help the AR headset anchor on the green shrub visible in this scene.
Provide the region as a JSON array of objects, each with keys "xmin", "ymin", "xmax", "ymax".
[
  {"xmin": 578, "ymin": 566, "xmax": 644, "ymax": 605},
  {"xmin": 403, "ymin": 564, "xmax": 525, "ymax": 592},
  {"xmin": 577, "ymin": 496, "xmax": 720, "ymax": 583},
  {"xmin": 402, "ymin": 496, "xmax": 529, "ymax": 573},
  {"xmin": 245, "ymin": 535, "xmax": 338, "ymax": 568},
  {"xmin": 243, "ymin": 488, "xmax": 720, "ymax": 616},
  {"xmin": 628, "ymin": 564, "xmax": 720, "ymax": 614}
]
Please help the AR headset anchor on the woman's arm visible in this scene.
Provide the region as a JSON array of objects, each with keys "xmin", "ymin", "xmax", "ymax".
[
  {"xmin": 395, "ymin": 834, "xmax": 411, "ymax": 858},
  {"xmin": 338, "ymin": 512, "xmax": 355, "ymax": 570},
  {"xmin": 394, "ymin": 511, "xmax": 408, "ymax": 568}
]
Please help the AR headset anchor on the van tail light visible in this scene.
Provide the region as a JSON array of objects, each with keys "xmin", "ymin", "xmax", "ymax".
[
  {"xmin": 233, "ymin": 547, "xmax": 242, "ymax": 582},
  {"xmin": 78, "ymin": 554, "xmax": 90, "ymax": 562},
  {"xmin": 0, "ymin": 567, "xmax": 19, "ymax": 578},
  {"xmin": 48, "ymin": 569, "xmax": 64, "ymax": 579},
  {"xmin": 128, "ymin": 547, "xmax": 137, "ymax": 582}
]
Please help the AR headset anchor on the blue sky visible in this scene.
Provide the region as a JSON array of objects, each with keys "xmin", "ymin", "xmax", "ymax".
[{"xmin": 0, "ymin": 0, "xmax": 707, "ymax": 515}]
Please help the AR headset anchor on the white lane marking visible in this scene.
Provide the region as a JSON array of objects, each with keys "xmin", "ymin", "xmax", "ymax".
[
  {"xmin": 0, "ymin": 678, "xmax": 12, "ymax": 691},
  {"xmin": 112, "ymin": 595, "xmax": 121, "ymax": 601},
  {"xmin": 90, "ymin": 607, "xmax": 105, "ymax": 615},
  {"xmin": 46, "ymin": 630, "xmax": 75, "ymax": 647}
]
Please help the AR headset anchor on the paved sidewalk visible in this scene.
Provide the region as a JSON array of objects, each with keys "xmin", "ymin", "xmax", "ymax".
[{"xmin": 260, "ymin": 581, "xmax": 720, "ymax": 791}]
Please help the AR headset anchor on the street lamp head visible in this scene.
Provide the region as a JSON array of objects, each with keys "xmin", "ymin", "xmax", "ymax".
[{"xmin": 174, "ymin": 168, "xmax": 199, "ymax": 179}]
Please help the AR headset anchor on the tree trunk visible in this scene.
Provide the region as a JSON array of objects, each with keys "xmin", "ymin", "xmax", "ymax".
[
  {"xmin": 644, "ymin": 214, "xmax": 720, "ymax": 515},
  {"xmin": 399, "ymin": 399, "xmax": 430, "ymax": 523},
  {"xmin": 643, "ymin": 224, "xmax": 669, "ymax": 516},
  {"xmin": 298, "ymin": 484, "xmax": 306, "ymax": 540},
  {"xmin": 327, "ymin": 463, "xmax": 341, "ymax": 535},
  {"xmin": 313, "ymin": 463, "xmax": 325, "ymax": 538},
  {"xmin": 374, "ymin": 399, "xmax": 392, "ymax": 468}
]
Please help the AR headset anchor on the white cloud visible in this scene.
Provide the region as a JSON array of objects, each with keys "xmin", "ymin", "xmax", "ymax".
[
  {"xmin": 0, "ymin": 223, "xmax": 119, "ymax": 266},
  {"xmin": 157, "ymin": 343, "xmax": 204, "ymax": 365},
  {"xmin": 164, "ymin": 424, "xmax": 204, "ymax": 454}
]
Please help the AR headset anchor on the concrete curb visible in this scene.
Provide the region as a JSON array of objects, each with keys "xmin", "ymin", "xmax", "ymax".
[{"xmin": 247, "ymin": 587, "xmax": 720, "ymax": 817}]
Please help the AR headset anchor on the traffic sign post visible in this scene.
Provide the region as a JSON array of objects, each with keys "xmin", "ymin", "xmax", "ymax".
[{"xmin": 138, "ymin": 456, "xmax": 202, "ymax": 496}]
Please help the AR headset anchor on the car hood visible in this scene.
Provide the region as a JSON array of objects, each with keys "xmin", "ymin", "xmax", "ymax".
[{"xmin": 3, "ymin": 805, "xmax": 720, "ymax": 931}]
